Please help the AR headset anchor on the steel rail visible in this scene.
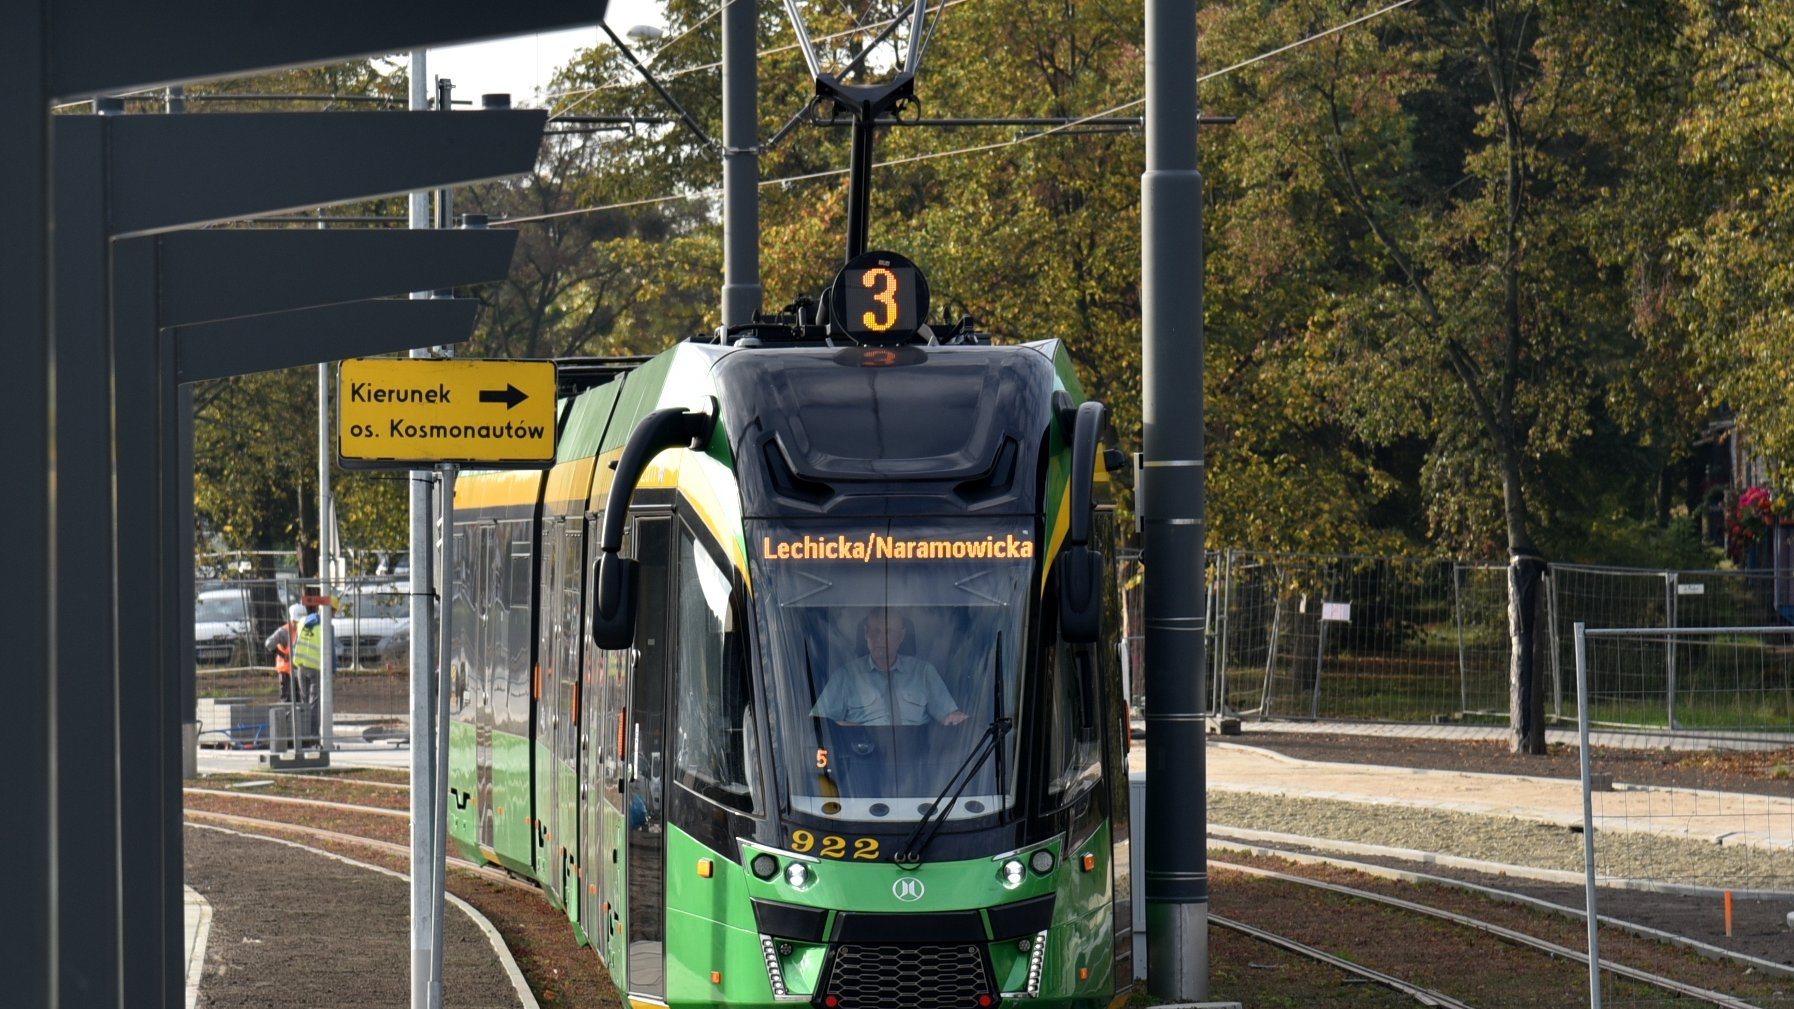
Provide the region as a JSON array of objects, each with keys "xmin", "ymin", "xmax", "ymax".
[
  {"xmin": 189, "ymin": 790, "xmax": 1760, "ymax": 1008},
  {"xmin": 182, "ymin": 807, "xmax": 537, "ymax": 894},
  {"xmin": 194, "ymin": 767, "xmax": 411, "ymax": 790},
  {"xmin": 1209, "ymin": 913, "xmax": 1477, "ymax": 1009},
  {"xmin": 1209, "ymin": 832, "xmax": 1794, "ymax": 980},
  {"xmin": 184, "ymin": 787, "xmax": 408, "ymax": 817},
  {"xmin": 1211, "ymin": 857, "xmax": 1765, "ymax": 1009}
]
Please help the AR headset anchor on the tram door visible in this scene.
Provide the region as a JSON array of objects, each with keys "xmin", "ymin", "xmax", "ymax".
[
  {"xmin": 582, "ymin": 514, "xmax": 628, "ymax": 967},
  {"xmin": 533, "ymin": 517, "xmax": 562, "ymax": 903},
  {"xmin": 553, "ymin": 517, "xmax": 587, "ymax": 922},
  {"xmin": 625, "ymin": 515, "xmax": 671, "ymax": 998},
  {"xmin": 474, "ymin": 521, "xmax": 498, "ymax": 851}
]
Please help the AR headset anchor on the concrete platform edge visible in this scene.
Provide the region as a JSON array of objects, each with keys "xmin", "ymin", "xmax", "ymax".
[{"xmin": 183, "ymin": 885, "xmax": 211, "ymax": 1009}]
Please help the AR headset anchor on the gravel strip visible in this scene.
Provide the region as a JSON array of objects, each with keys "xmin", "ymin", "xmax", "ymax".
[{"xmin": 1207, "ymin": 791, "xmax": 1794, "ymax": 893}]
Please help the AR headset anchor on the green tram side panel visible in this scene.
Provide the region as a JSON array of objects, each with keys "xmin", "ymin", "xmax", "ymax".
[
  {"xmin": 445, "ymin": 478, "xmax": 546, "ymax": 878},
  {"xmin": 1031, "ymin": 338, "xmax": 1087, "ymax": 404},
  {"xmin": 654, "ymin": 819, "xmax": 1116, "ymax": 1009},
  {"xmin": 446, "ymin": 719, "xmax": 478, "ymax": 857},
  {"xmin": 491, "ymin": 726, "xmax": 534, "ymax": 874},
  {"xmin": 593, "ymin": 342, "xmax": 736, "ymax": 461},
  {"xmin": 558, "ymin": 372, "xmax": 623, "ymax": 463},
  {"xmin": 534, "ymin": 728, "xmax": 557, "ymax": 907},
  {"xmin": 558, "ymin": 754, "xmax": 582, "ymax": 932},
  {"xmin": 597, "ymin": 347, "xmax": 679, "ymax": 457},
  {"xmin": 600, "ymin": 761, "xmax": 627, "ymax": 975},
  {"xmin": 530, "ymin": 379, "xmax": 624, "ymax": 917},
  {"xmin": 1024, "ymin": 340, "xmax": 1080, "ymax": 563},
  {"xmin": 1047, "ymin": 819, "xmax": 1117, "ymax": 1006}
]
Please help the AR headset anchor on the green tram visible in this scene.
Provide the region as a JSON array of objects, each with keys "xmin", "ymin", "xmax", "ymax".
[{"xmin": 445, "ymin": 254, "xmax": 1132, "ymax": 1009}]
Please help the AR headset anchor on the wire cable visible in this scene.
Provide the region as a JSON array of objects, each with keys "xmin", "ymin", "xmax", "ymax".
[
  {"xmin": 501, "ymin": 0, "xmax": 1425, "ymax": 228},
  {"xmin": 548, "ymin": 0, "xmax": 733, "ymax": 121},
  {"xmin": 546, "ymin": 0, "xmax": 979, "ymax": 109}
]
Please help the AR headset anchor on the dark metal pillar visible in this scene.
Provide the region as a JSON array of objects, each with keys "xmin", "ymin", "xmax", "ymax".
[
  {"xmin": 1141, "ymin": 0, "xmax": 1209, "ymax": 998},
  {"xmin": 721, "ymin": 0, "xmax": 762, "ymax": 324},
  {"xmin": 52, "ymin": 116, "xmax": 125, "ymax": 1006},
  {"xmin": 16, "ymin": 6, "xmax": 600, "ymax": 1004},
  {"xmin": 113, "ymin": 234, "xmax": 182, "ymax": 1006},
  {"xmin": 2, "ymin": 6, "xmax": 52, "ymax": 1007}
]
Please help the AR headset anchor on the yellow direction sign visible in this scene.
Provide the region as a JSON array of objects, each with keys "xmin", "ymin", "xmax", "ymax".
[{"xmin": 337, "ymin": 358, "xmax": 557, "ymax": 468}]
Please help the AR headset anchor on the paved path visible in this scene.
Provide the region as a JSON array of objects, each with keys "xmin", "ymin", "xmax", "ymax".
[
  {"xmin": 1225, "ymin": 718, "xmax": 1794, "ymax": 752},
  {"xmin": 1192, "ymin": 742, "xmax": 1794, "ymax": 849}
]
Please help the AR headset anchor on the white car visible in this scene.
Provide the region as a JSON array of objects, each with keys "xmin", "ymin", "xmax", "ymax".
[
  {"xmin": 333, "ymin": 584, "xmax": 410, "ymax": 669},
  {"xmin": 194, "ymin": 587, "xmax": 253, "ymax": 665}
]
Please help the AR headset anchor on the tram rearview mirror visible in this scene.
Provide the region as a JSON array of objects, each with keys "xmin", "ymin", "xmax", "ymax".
[
  {"xmin": 1058, "ymin": 544, "xmax": 1103, "ymax": 644},
  {"xmin": 592, "ymin": 553, "xmax": 639, "ymax": 650}
]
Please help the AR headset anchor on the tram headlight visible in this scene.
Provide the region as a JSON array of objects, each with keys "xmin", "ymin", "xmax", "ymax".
[
  {"xmin": 999, "ymin": 859, "xmax": 1025, "ymax": 888},
  {"xmin": 1028, "ymin": 849, "xmax": 1056, "ymax": 875},
  {"xmin": 785, "ymin": 862, "xmax": 813, "ymax": 889},
  {"xmin": 751, "ymin": 853, "xmax": 780, "ymax": 880}
]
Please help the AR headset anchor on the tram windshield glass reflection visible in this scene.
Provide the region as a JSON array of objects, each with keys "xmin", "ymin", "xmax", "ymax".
[{"xmin": 750, "ymin": 518, "xmax": 1032, "ymax": 825}]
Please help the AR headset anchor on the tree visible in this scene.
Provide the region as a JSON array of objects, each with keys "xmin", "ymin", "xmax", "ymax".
[
  {"xmin": 1669, "ymin": 1, "xmax": 1794, "ymax": 472},
  {"xmin": 1193, "ymin": 0, "xmax": 1728, "ymax": 751},
  {"xmin": 187, "ymin": 61, "xmax": 412, "ymax": 574}
]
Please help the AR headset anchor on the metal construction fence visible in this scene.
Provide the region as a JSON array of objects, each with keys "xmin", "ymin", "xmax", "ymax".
[
  {"xmin": 1122, "ymin": 550, "xmax": 1794, "ymax": 734},
  {"xmin": 1573, "ymin": 624, "xmax": 1794, "ymax": 1009},
  {"xmin": 192, "ymin": 574, "xmax": 413, "ymax": 749},
  {"xmin": 193, "ymin": 550, "xmax": 1792, "ymax": 745},
  {"xmin": 1203, "ymin": 550, "xmax": 1512, "ymax": 724}
]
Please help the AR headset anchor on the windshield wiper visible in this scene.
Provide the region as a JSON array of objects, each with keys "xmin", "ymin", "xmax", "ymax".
[
  {"xmin": 892, "ymin": 715, "xmax": 1011, "ymax": 870},
  {"xmin": 894, "ymin": 635, "xmax": 1009, "ymax": 870}
]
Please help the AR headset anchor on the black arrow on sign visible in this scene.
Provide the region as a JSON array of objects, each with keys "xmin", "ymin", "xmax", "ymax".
[{"xmin": 480, "ymin": 384, "xmax": 528, "ymax": 409}]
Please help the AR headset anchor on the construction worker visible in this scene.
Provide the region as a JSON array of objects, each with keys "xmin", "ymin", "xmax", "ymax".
[
  {"xmin": 264, "ymin": 603, "xmax": 306, "ymax": 702},
  {"xmin": 293, "ymin": 605, "xmax": 324, "ymax": 714}
]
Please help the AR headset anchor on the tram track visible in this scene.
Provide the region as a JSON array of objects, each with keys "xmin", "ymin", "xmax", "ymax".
[
  {"xmin": 185, "ymin": 782, "xmax": 1785, "ymax": 1008},
  {"xmin": 182, "ymin": 804, "xmax": 538, "ymax": 895},
  {"xmin": 1210, "ymin": 912, "xmax": 1477, "ymax": 1008},
  {"xmin": 1211, "ymin": 856, "xmax": 1764, "ymax": 1009},
  {"xmin": 1210, "ymin": 827, "xmax": 1794, "ymax": 980},
  {"xmin": 190, "ymin": 788, "xmax": 1479, "ymax": 1007}
]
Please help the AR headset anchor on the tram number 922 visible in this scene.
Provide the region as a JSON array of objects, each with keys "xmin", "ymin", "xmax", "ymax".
[{"xmin": 790, "ymin": 830, "xmax": 881, "ymax": 861}]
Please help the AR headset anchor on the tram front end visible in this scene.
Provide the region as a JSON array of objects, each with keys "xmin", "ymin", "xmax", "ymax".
[{"xmin": 635, "ymin": 339, "xmax": 1130, "ymax": 1009}]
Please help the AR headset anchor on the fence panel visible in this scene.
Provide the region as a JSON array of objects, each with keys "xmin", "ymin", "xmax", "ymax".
[
  {"xmin": 1205, "ymin": 552, "xmax": 1511, "ymax": 723},
  {"xmin": 1574, "ymin": 625, "xmax": 1794, "ymax": 1008},
  {"xmin": 193, "ymin": 573, "xmax": 413, "ymax": 749},
  {"xmin": 1552, "ymin": 566, "xmax": 1789, "ymax": 731}
]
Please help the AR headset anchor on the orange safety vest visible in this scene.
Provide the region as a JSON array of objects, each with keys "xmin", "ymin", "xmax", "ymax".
[{"xmin": 275, "ymin": 621, "xmax": 295, "ymax": 675}]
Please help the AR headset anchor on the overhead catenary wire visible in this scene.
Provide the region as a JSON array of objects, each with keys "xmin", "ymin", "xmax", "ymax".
[
  {"xmin": 596, "ymin": 19, "xmax": 721, "ymax": 150},
  {"xmin": 499, "ymin": 0, "xmax": 1425, "ymax": 229},
  {"xmin": 547, "ymin": 0, "xmax": 979, "ymax": 114},
  {"xmin": 547, "ymin": 1, "xmax": 738, "ymax": 123}
]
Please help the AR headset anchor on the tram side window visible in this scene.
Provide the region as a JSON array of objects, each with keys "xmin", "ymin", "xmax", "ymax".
[
  {"xmin": 507, "ymin": 533, "xmax": 532, "ymax": 736},
  {"xmin": 558, "ymin": 519, "xmax": 585, "ymax": 765},
  {"xmin": 450, "ymin": 529, "xmax": 472, "ymax": 719},
  {"xmin": 1048, "ymin": 638, "xmax": 1102, "ymax": 804},
  {"xmin": 672, "ymin": 528, "xmax": 758, "ymax": 814}
]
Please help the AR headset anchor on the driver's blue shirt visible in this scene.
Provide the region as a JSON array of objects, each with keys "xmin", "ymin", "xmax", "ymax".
[{"xmin": 812, "ymin": 655, "xmax": 959, "ymax": 725}]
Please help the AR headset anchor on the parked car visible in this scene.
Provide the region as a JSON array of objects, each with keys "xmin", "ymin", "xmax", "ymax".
[
  {"xmin": 194, "ymin": 587, "xmax": 252, "ymax": 666},
  {"xmin": 377, "ymin": 623, "xmax": 410, "ymax": 671},
  {"xmin": 333, "ymin": 583, "xmax": 409, "ymax": 669}
]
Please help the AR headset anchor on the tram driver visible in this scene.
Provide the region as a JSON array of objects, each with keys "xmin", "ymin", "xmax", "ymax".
[{"xmin": 811, "ymin": 610, "xmax": 969, "ymax": 727}]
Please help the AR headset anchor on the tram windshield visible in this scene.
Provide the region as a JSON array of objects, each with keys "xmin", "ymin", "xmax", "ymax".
[{"xmin": 750, "ymin": 518, "xmax": 1033, "ymax": 826}]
